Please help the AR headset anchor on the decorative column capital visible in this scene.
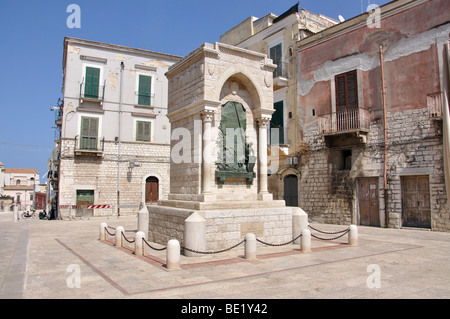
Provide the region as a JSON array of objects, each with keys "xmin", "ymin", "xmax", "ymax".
[
  {"xmin": 257, "ymin": 117, "xmax": 270, "ymax": 128},
  {"xmin": 200, "ymin": 110, "xmax": 215, "ymax": 122}
]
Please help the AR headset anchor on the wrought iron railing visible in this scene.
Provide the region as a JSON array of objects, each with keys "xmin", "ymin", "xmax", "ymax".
[
  {"xmin": 79, "ymin": 81, "xmax": 105, "ymax": 101},
  {"xmin": 74, "ymin": 135, "xmax": 105, "ymax": 153},
  {"xmin": 135, "ymin": 91, "xmax": 155, "ymax": 107},
  {"xmin": 319, "ymin": 108, "xmax": 370, "ymax": 134},
  {"xmin": 273, "ymin": 61, "xmax": 289, "ymax": 79}
]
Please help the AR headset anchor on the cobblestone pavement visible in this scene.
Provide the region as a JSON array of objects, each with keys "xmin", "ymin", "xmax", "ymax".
[{"xmin": 1, "ymin": 211, "xmax": 450, "ymax": 301}]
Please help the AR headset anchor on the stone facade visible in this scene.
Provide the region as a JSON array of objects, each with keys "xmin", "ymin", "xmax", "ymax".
[
  {"xmin": 147, "ymin": 42, "xmax": 307, "ymax": 251},
  {"xmin": 52, "ymin": 38, "xmax": 180, "ymax": 218},
  {"xmin": 297, "ymin": 0, "xmax": 450, "ymax": 231},
  {"xmin": 219, "ymin": 5, "xmax": 338, "ymax": 205},
  {"xmin": 58, "ymin": 140, "xmax": 170, "ymax": 216}
]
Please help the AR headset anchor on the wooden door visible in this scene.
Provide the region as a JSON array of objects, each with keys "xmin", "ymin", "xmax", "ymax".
[
  {"xmin": 145, "ymin": 177, "xmax": 159, "ymax": 204},
  {"xmin": 284, "ymin": 175, "xmax": 298, "ymax": 207},
  {"xmin": 358, "ymin": 178, "xmax": 380, "ymax": 227},
  {"xmin": 401, "ymin": 176, "xmax": 431, "ymax": 228}
]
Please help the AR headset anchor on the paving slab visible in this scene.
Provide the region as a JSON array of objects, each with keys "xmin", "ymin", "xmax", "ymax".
[{"xmin": 1, "ymin": 211, "xmax": 450, "ymax": 301}]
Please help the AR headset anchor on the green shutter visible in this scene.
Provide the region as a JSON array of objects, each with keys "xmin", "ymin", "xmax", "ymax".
[
  {"xmin": 270, "ymin": 44, "xmax": 282, "ymax": 78},
  {"xmin": 138, "ymin": 75, "xmax": 152, "ymax": 106},
  {"xmin": 85, "ymin": 67, "xmax": 100, "ymax": 99},
  {"xmin": 80, "ymin": 117, "xmax": 98, "ymax": 150},
  {"xmin": 136, "ymin": 121, "xmax": 151, "ymax": 142},
  {"xmin": 271, "ymin": 101, "xmax": 284, "ymax": 144}
]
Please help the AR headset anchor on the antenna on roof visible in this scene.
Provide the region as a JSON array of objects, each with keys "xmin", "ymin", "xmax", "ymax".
[{"xmin": 338, "ymin": 15, "xmax": 345, "ymax": 22}]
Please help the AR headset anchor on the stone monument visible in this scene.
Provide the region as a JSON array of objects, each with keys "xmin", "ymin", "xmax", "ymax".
[{"xmin": 148, "ymin": 42, "xmax": 308, "ymax": 253}]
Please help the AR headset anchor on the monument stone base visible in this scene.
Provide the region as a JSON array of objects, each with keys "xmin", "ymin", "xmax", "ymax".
[{"xmin": 148, "ymin": 200, "xmax": 308, "ymax": 254}]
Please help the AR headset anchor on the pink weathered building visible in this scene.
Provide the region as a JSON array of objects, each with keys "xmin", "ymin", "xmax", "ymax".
[{"xmin": 297, "ymin": 0, "xmax": 450, "ymax": 230}]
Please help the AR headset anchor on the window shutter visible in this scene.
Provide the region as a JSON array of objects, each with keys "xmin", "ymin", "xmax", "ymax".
[
  {"xmin": 85, "ymin": 67, "xmax": 100, "ymax": 98},
  {"xmin": 138, "ymin": 75, "xmax": 152, "ymax": 106},
  {"xmin": 143, "ymin": 122, "xmax": 151, "ymax": 141},
  {"xmin": 336, "ymin": 74, "xmax": 347, "ymax": 112},
  {"xmin": 136, "ymin": 121, "xmax": 151, "ymax": 142},
  {"xmin": 80, "ymin": 117, "xmax": 98, "ymax": 150},
  {"xmin": 270, "ymin": 44, "xmax": 283, "ymax": 78},
  {"xmin": 271, "ymin": 101, "xmax": 285, "ymax": 144},
  {"xmin": 346, "ymin": 72, "xmax": 358, "ymax": 110}
]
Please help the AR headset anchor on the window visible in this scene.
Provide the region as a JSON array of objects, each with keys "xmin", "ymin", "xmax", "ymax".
[
  {"xmin": 336, "ymin": 70, "xmax": 358, "ymax": 113},
  {"xmin": 138, "ymin": 74, "xmax": 152, "ymax": 106},
  {"xmin": 341, "ymin": 150, "xmax": 352, "ymax": 170},
  {"xmin": 84, "ymin": 66, "xmax": 100, "ymax": 99},
  {"xmin": 16, "ymin": 180, "xmax": 20, "ymax": 185},
  {"xmin": 335, "ymin": 70, "xmax": 359, "ymax": 131},
  {"xmin": 80, "ymin": 116, "xmax": 99, "ymax": 150},
  {"xmin": 76, "ymin": 190, "xmax": 94, "ymax": 206},
  {"xmin": 270, "ymin": 101, "xmax": 285, "ymax": 144},
  {"xmin": 136, "ymin": 121, "xmax": 151, "ymax": 142},
  {"xmin": 270, "ymin": 43, "xmax": 283, "ymax": 78}
]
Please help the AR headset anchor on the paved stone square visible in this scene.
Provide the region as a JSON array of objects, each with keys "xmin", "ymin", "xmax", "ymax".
[{"xmin": 1, "ymin": 211, "xmax": 450, "ymax": 300}]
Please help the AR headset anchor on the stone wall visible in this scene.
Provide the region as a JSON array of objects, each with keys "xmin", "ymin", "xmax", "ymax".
[
  {"xmin": 299, "ymin": 107, "xmax": 449, "ymax": 231},
  {"xmin": 148, "ymin": 205, "xmax": 296, "ymax": 251},
  {"xmin": 58, "ymin": 139, "xmax": 170, "ymax": 217}
]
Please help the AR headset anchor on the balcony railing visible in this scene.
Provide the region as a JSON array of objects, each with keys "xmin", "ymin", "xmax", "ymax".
[
  {"xmin": 79, "ymin": 81, "xmax": 105, "ymax": 102},
  {"xmin": 272, "ymin": 62, "xmax": 289, "ymax": 89},
  {"xmin": 55, "ymin": 109, "xmax": 62, "ymax": 126},
  {"xmin": 74, "ymin": 135, "xmax": 105, "ymax": 156},
  {"xmin": 319, "ymin": 108, "xmax": 370, "ymax": 134},
  {"xmin": 273, "ymin": 62, "xmax": 289, "ymax": 79},
  {"xmin": 135, "ymin": 91, "xmax": 155, "ymax": 107}
]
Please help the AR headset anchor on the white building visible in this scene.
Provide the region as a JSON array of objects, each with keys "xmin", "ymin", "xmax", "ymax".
[
  {"xmin": 2, "ymin": 167, "xmax": 40, "ymax": 211},
  {"xmin": 50, "ymin": 37, "xmax": 181, "ymax": 218}
]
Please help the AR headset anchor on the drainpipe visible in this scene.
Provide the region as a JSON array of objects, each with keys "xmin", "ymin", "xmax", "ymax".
[
  {"xmin": 379, "ymin": 45, "xmax": 388, "ymax": 227},
  {"xmin": 117, "ymin": 61, "xmax": 124, "ymax": 217}
]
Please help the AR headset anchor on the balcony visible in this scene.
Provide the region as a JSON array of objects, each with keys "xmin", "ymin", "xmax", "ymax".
[
  {"xmin": 74, "ymin": 136, "xmax": 104, "ymax": 157},
  {"xmin": 319, "ymin": 108, "xmax": 370, "ymax": 147},
  {"xmin": 55, "ymin": 109, "xmax": 62, "ymax": 126},
  {"xmin": 79, "ymin": 82, "xmax": 105, "ymax": 105},
  {"xmin": 273, "ymin": 62, "xmax": 289, "ymax": 90},
  {"xmin": 135, "ymin": 91, "xmax": 155, "ymax": 108}
]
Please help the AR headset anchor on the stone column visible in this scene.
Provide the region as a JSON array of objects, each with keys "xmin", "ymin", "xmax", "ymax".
[
  {"xmin": 257, "ymin": 118, "xmax": 272, "ymax": 201},
  {"xmin": 201, "ymin": 110, "xmax": 215, "ymax": 201}
]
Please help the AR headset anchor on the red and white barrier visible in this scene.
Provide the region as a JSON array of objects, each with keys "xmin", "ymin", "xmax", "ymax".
[{"xmin": 87, "ymin": 205, "xmax": 111, "ymax": 209}]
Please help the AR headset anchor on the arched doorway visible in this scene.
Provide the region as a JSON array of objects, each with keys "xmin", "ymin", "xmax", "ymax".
[
  {"xmin": 284, "ymin": 175, "xmax": 298, "ymax": 207},
  {"xmin": 145, "ymin": 176, "xmax": 159, "ymax": 204}
]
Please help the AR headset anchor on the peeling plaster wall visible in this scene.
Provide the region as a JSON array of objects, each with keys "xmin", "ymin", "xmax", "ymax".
[{"xmin": 297, "ymin": 0, "xmax": 450, "ymax": 230}]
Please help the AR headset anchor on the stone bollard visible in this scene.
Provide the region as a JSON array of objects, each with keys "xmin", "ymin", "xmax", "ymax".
[
  {"xmin": 292, "ymin": 208, "xmax": 309, "ymax": 244},
  {"xmin": 137, "ymin": 206, "xmax": 149, "ymax": 239},
  {"xmin": 13, "ymin": 205, "xmax": 19, "ymax": 222},
  {"xmin": 99, "ymin": 222, "xmax": 108, "ymax": 240},
  {"xmin": 134, "ymin": 231, "xmax": 146, "ymax": 256},
  {"xmin": 115, "ymin": 226, "xmax": 124, "ymax": 247},
  {"xmin": 244, "ymin": 233, "xmax": 257, "ymax": 260},
  {"xmin": 184, "ymin": 212, "xmax": 206, "ymax": 257},
  {"xmin": 300, "ymin": 228, "xmax": 311, "ymax": 253},
  {"xmin": 348, "ymin": 225, "xmax": 358, "ymax": 246},
  {"xmin": 166, "ymin": 239, "xmax": 180, "ymax": 270}
]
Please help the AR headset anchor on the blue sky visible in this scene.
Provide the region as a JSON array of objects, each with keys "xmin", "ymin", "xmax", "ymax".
[{"xmin": 0, "ymin": 0, "xmax": 391, "ymax": 182}]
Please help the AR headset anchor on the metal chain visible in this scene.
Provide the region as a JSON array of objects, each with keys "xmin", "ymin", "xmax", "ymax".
[
  {"xmin": 256, "ymin": 233, "xmax": 302, "ymax": 247},
  {"xmin": 180, "ymin": 239, "xmax": 245, "ymax": 255},
  {"xmin": 142, "ymin": 238, "xmax": 167, "ymax": 251},
  {"xmin": 308, "ymin": 224, "xmax": 350, "ymax": 234},
  {"xmin": 104, "ymin": 227, "xmax": 115, "ymax": 236},
  {"xmin": 310, "ymin": 229, "xmax": 350, "ymax": 241},
  {"xmin": 121, "ymin": 231, "xmax": 135, "ymax": 243}
]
